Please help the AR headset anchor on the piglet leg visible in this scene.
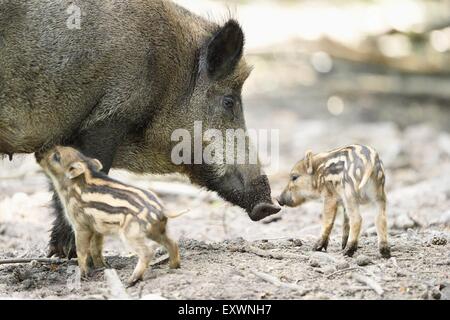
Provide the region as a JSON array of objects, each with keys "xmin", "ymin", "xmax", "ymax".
[{"xmin": 313, "ymin": 195, "xmax": 338, "ymax": 252}]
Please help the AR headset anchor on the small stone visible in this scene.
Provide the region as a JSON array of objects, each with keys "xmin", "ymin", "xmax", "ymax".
[
  {"xmin": 336, "ymin": 261, "xmax": 350, "ymax": 270},
  {"xmin": 12, "ymin": 268, "xmax": 31, "ymax": 282},
  {"xmin": 310, "ymin": 252, "xmax": 336, "ymax": 265},
  {"xmin": 355, "ymin": 255, "xmax": 372, "ymax": 266},
  {"xmin": 309, "ymin": 258, "xmax": 320, "ymax": 268},
  {"xmin": 431, "ymin": 288, "xmax": 442, "ymax": 300},
  {"xmin": 396, "ymin": 270, "xmax": 407, "ymax": 277},
  {"xmin": 257, "ymin": 242, "xmax": 276, "ymax": 250},
  {"xmin": 322, "ymin": 266, "xmax": 336, "ymax": 275},
  {"xmin": 314, "ymin": 268, "xmax": 324, "ymax": 274},
  {"xmin": 431, "ymin": 236, "xmax": 447, "ymax": 246},
  {"xmin": 394, "ymin": 214, "xmax": 416, "ymax": 230},
  {"xmin": 29, "ymin": 260, "xmax": 40, "ymax": 268},
  {"xmin": 292, "ymin": 239, "xmax": 303, "ymax": 247},
  {"xmin": 364, "ymin": 227, "xmax": 377, "ymax": 236},
  {"xmin": 440, "ymin": 283, "xmax": 450, "ymax": 300}
]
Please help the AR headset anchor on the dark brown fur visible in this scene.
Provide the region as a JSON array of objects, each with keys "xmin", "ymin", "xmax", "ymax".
[{"xmin": 0, "ymin": 0, "xmax": 279, "ymax": 257}]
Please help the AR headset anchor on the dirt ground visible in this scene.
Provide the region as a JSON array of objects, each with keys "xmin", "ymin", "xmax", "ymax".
[{"xmin": 1, "ymin": 31, "xmax": 449, "ymax": 300}]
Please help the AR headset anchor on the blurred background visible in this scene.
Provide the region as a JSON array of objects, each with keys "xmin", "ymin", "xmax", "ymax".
[{"xmin": 1, "ymin": 0, "xmax": 449, "ymax": 258}]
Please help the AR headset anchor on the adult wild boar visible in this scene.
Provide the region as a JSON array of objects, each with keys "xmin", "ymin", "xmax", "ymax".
[{"xmin": 0, "ymin": 0, "xmax": 280, "ymax": 257}]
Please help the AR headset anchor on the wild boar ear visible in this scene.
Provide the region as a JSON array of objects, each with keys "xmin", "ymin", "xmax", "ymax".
[
  {"xmin": 66, "ymin": 162, "xmax": 85, "ymax": 179},
  {"xmin": 206, "ymin": 19, "xmax": 244, "ymax": 80},
  {"xmin": 305, "ymin": 150, "xmax": 314, "ymax": 175},
  {"xmin": 90, "ymin": 159, "xmax": 103, "ymax": 172}
]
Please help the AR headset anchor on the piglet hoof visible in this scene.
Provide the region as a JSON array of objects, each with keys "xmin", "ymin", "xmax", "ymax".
[
  {"xmin": 169, "ymin": 261, "xmax": 181, "ymax": 269},
  {"xmin": 379, "ymin": 246, "xmax": 391, "ymax": 259},
  {"xmin": 80, "ymin": 270, "xmax": 92, "ymax": 281},
  {"xmin": 93, "ymin": 260, "xmax": 110, "ymax": 270},
  {"xmin": 343, "ymin": 243, "xmax": 357, "ymax": 257},
  {"xmin": 127, "ymin": 277, "xmax": 142, "ymax": 288},
  {"xmin": 313, "ymin": 239, "xmax": 328, "ymax": 252}
]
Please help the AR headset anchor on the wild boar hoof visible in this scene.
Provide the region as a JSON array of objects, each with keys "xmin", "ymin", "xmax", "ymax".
[
  {"xmin": 249, "ymin": 203, "xmax": 281, "ymax": 221},
  {"xmin": 343, "ymin": 243, "xmax": 358, "ymax": 257},
  {"xmin": 48, "ymin": 228, "xmax": 77, "ymax": 259},
  {"xmin": 313, "ymin": 239, "xmax": 328, "ymax": 252},
  {"xmin": 127, "ymin": 277, "xmax": 142, "ymax": 288},
  {"xmin": 379, "ymin": 246, "xmax": 391, "ymax": 259},
  {"xmin": 46, "ymin": 243, "xmax": 77, "ymax": 259},
  {"xmin": 80, "ymin": 270, "xmax": 93, "ymax": 280}
]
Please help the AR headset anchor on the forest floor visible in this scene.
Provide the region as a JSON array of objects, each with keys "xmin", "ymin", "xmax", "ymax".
[{"xmin": 1, "ymin": 39, "xmax": 449, "ymax": 300}]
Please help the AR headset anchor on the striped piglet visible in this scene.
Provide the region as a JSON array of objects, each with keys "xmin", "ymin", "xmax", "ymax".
[
  {"xmin": 278, "ymin": 144, "xmax": 390, "ymax": 258},
  {"xmin": 38, "ymin": 146, "xmax": 181, "ymax": 286}
]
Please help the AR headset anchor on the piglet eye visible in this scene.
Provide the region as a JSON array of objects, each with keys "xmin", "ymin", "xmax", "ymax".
[
  {"xmin": 291, "ymin": 174, "xmax": 299, "ymax": 182},
  {"xmin": 52, "ymin": 152, "xmax": 61, "ymax": 163},
  {"xmin": 223, "ymin": 95, "xmax": 235, "ymax": 110}
]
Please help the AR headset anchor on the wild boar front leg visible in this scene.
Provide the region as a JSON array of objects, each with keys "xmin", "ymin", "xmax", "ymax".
[
  {"xmin": 47, "ymin": 189, "xmax": 76, "ymax": 259},
  {"xmin": 90, "ymin": 233, "xmax": 107, "ymax": 269},
  {"xmin": 313, "ymin": 195, "xmax": 338, "ymax": 252},
  {"xmin": 342, "ymin": 196, "xmax": 362, "ymax": 257},
  {"xmin": 75, "ymin": 229, "xmax": 93, "ymax": 278}
]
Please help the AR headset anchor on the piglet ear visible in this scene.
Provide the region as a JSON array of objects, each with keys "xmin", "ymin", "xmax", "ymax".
[
  {"xmin": 206, "ymin": 19, "xmax": 244, "ymax": 80},
  {"xmin": 90, "ymin": 159, "xmax": 103, "ymax": 172},
  {"xmin": 305, "ymin": 150, "xmax": 314, "ymax": 175},
  {"xmin": 66, "ymin": 162, "xmax": 85, "ymax": 179}
]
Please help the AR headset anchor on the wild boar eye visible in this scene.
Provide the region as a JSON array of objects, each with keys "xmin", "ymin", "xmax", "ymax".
[
  {"xmin": 291, "ymin": 174, "xmax": 299, "ymax": 182},
  {"xmin": 222, "ymin": 95, "xmax": 235, "ymax": 110},
  {"xmin": 52, "ymin": 152, "xmax": 61, "ymax": 163}
]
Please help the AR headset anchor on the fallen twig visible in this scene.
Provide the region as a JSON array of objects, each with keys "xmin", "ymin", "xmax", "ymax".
[
  {"xmin": 250, "ymin": 270, "xmax": 310, "ymax": 296},
  {"xmin": 352, "ymin": 273, "xmax": 384, "ymax": 296},
  {"xmin": 0, "ymin": 258, "xmax": 66, "ymax": 265},
  {"xmin": 0, "ymin": 254, "xmax": 169, "ymax": 267},
  {"xmin": 326, "ymin": 267, "xmax": 362, "ymax": 279},
  {"xmin": 310, "ymin": 251, "xmax": 338, "ymax": 263}
]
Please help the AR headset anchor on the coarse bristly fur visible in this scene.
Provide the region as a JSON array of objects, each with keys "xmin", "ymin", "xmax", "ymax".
[
  {"xmin": 38, "ymin": 146, "xmax": 181, "ymax": 286},
  {"xmin": 278, "ymin": 144, "xmax": 391, "ymax": 258},
  {"xmin": 0, "ymin": 0, "xmax": 280, "ymax": 257}
]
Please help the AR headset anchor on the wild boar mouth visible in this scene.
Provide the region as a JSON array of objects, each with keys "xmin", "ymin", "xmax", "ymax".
[{"xmin": 192, "ymin": 165, "xmax": 281, "ymax": 221}]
